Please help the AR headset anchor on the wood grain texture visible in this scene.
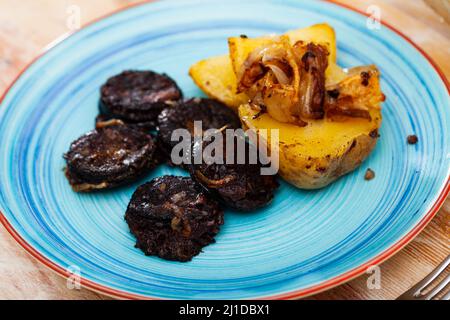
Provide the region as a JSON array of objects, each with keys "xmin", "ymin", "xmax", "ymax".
[
  {"xmin": 425, "ymin": 0, "xmax": 450, "ymax": 23},
  {"xmin": 0, "ymin": 0, "xmax": 448, "ymax": 300}
]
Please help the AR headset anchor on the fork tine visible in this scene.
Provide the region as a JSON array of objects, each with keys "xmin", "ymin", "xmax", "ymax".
[
  {"xmin": 397, "ymin": 255, "xmax": 450, "ymax": 300},
  {"xmin": 442, "ymin": 289, "xmax": 450, "ymax": 300},
  {"xmin": 424, "ymin": 273, "xmax": 450, "ymax": 300}
]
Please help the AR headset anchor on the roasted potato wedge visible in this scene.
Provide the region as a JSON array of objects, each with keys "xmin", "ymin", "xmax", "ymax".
[
  {"xmin": 189, "ymin": 55, "xmax": 248, "ymax": 110},
  {"xmin": 239, "ymin": 105, "xmax": 381, "ymax": 189}
]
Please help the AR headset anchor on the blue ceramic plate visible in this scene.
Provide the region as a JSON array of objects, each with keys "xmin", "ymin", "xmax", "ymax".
[{"xmin": 0, "ymin": 0, "xmax": 449, "ymax": 299}]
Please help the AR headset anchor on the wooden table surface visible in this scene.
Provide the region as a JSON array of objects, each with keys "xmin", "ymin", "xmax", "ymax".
[{"xmin": 0, "ymin": 0, "xmax": 448, "ymax": 300}]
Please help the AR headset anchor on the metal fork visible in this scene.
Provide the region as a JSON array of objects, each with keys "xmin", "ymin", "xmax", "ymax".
[{"xmin": 397, "ymin": 254, "xmax": 450, "ymax": 300}]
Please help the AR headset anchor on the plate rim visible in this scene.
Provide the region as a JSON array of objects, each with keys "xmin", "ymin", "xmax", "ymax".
[{"xmin": 0, "ymin": 0, "xmax": 448, "ymax": 300}]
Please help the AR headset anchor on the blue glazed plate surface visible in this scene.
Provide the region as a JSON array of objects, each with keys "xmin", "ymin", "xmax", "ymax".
[{"xmin": 0, "ymin": 0, "xmax": 448, "ymax": 299}]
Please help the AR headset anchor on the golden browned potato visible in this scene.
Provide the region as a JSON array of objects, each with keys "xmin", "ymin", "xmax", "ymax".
[
  {"xmin": 239, "ymin": 105, "xmax": 381, "ymax": 189},
  {"xmin": 189, "ymin": 55, "xmax": 248, "ymax": 110}
]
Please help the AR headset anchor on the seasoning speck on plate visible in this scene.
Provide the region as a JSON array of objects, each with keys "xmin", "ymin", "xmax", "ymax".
[
  {"xmin": 364, "ymin": 168, "xmax": 375, "ymax": 181},
  {"xmin": 407, "ymin": 134, "xmax": 418, "ymax": 145}
]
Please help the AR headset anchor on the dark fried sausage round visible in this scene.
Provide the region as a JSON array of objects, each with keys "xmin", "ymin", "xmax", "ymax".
[
  {"xmin": 158, "ymin": 98, "xmax": 241, "ymax": 158},
  {"xmin": 98, "ymin": 70, "xmax": 182, "ymax": 129},
  {"xmin": 64, "ymin": 123, "xmax": 156, "ymax": 192},
  {"xmin": 125, "ymin": 176, "xmax": 224, "ymax": 262},
  {"xmin": 189, "ymin": 132, "xmax": 279, "ymax": 211}
]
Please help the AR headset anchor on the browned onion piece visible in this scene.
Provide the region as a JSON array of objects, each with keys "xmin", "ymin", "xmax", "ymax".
[
  {"xmin": 266, "ymin": 63, "xmax": 291, "ymax": 85},
  {"xmin": 194, "ymin": 170, "xmax": 236, "ymax": 188},
  {"xmin": 324, "ymin": 65, "xmax": 384, "ymax": 120},
  {"xmin": 325, "ymin": 95, "xmax": 371, "ymax": 120},
  {"xmin": 237, "ymin": 43, "xmax": 296, "ymax": 93},
  {"xmin": 237, "ymin": 60, "xmax": 267, "ymax": 93},
  {"xmin": 262, "ymin": 52, "xmax": 294, "ymax": 86},
  {"xmin": 293, "ymin": 42, "xmax": 329, "ymax": 120}
]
